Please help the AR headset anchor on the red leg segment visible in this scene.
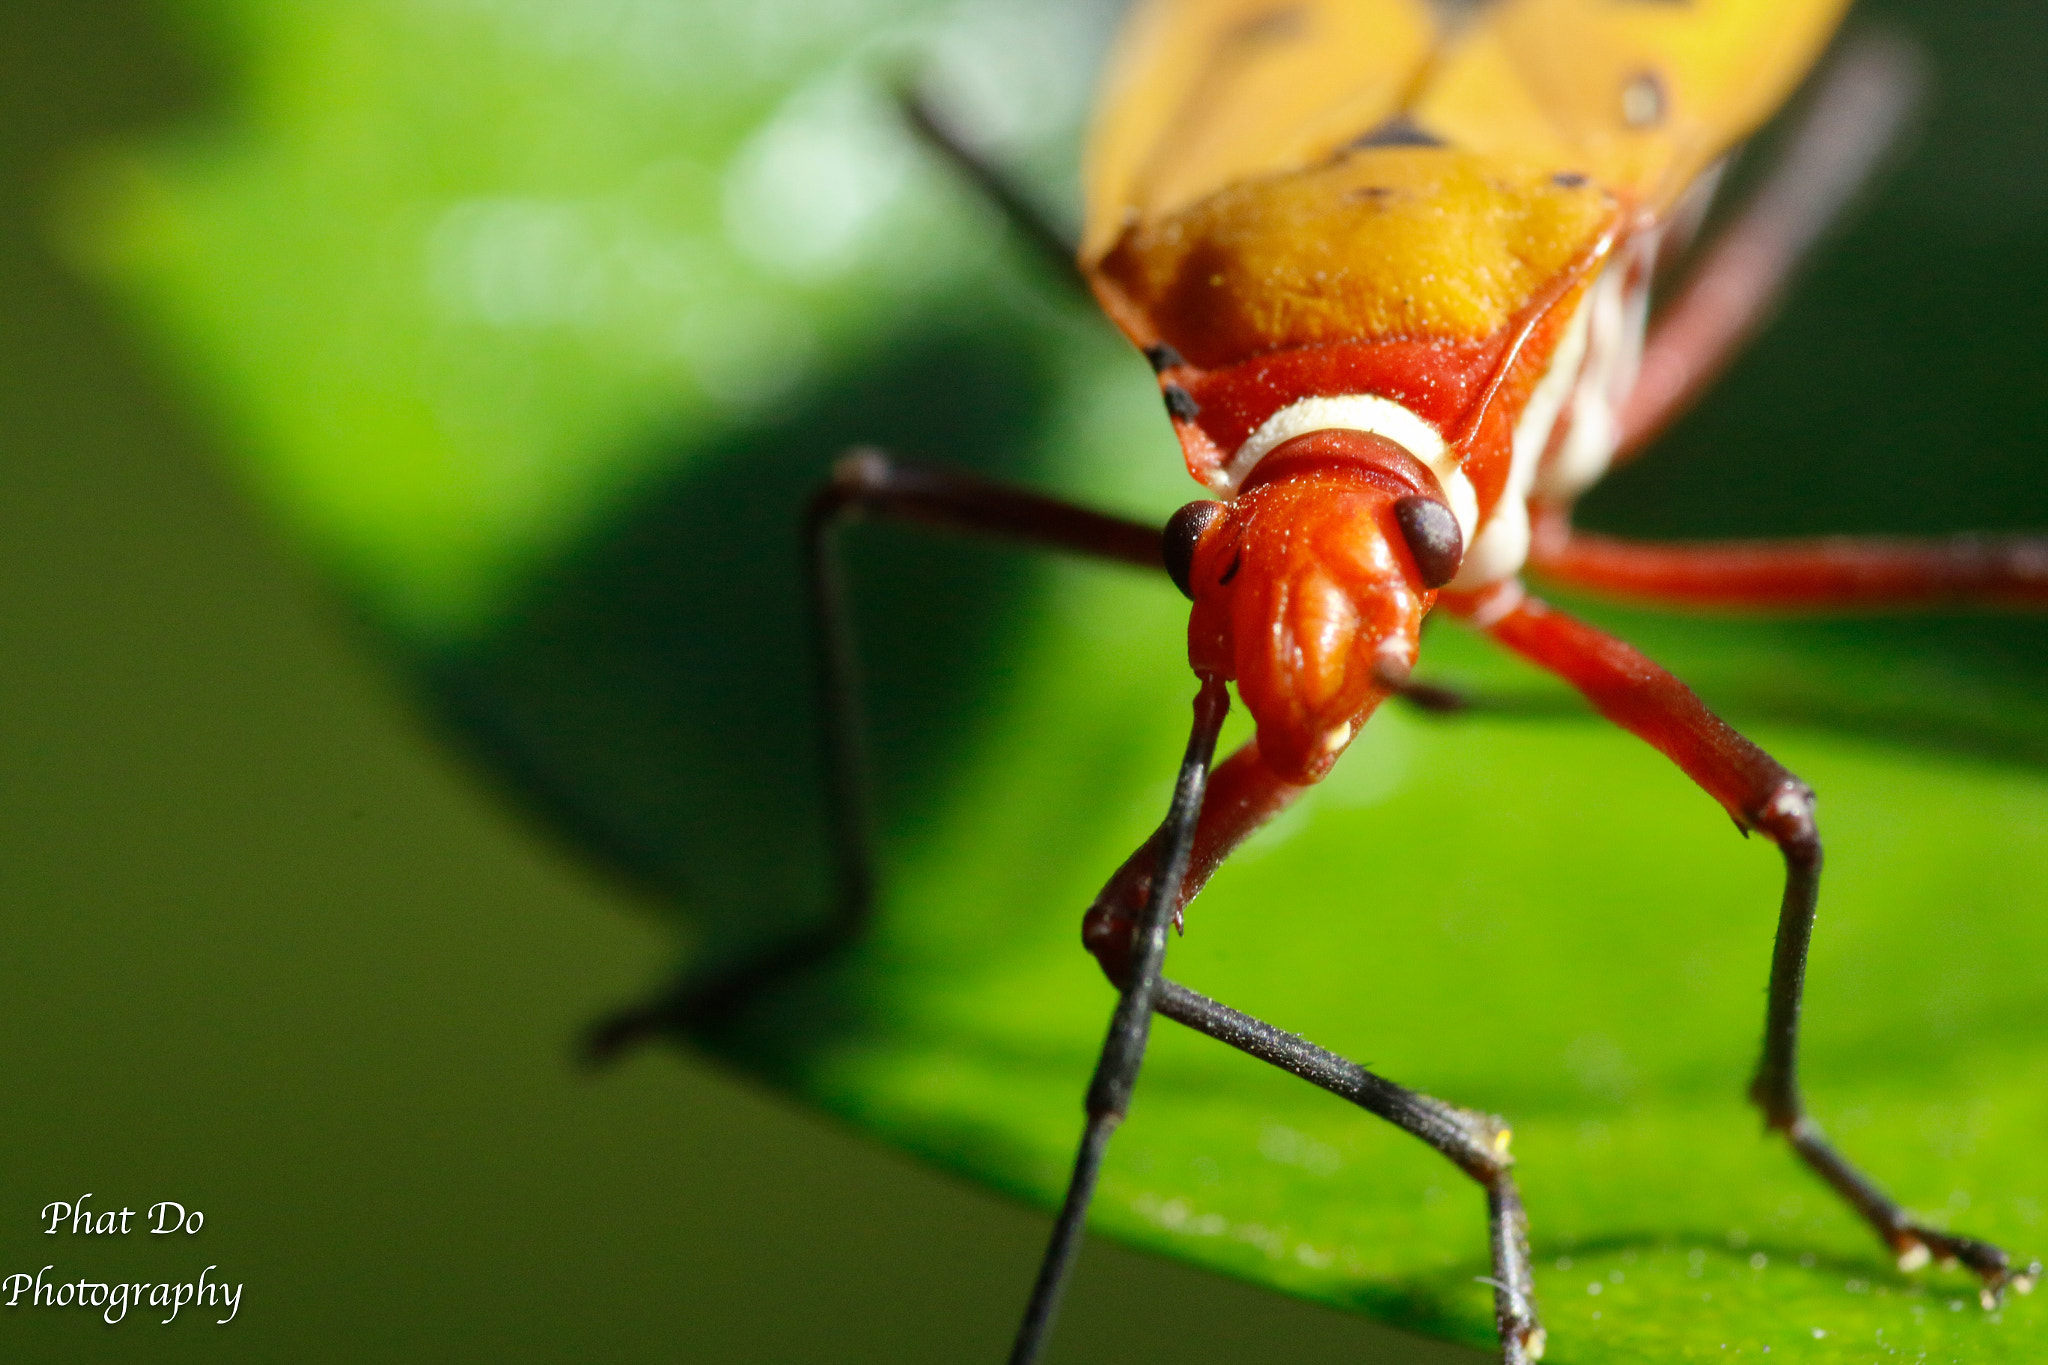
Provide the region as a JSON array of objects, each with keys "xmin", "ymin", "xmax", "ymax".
[
  {"xmin": 1529, "ymin": 515, "xmax": 2048, "ymax": 611},
  {"xmin": 1464, "ymin": 589, "xmax": 2039, "ymax": 1303},
  {"xmin": 1083, "ymin": 738, "xmax": 1307, "ymax": 981}
]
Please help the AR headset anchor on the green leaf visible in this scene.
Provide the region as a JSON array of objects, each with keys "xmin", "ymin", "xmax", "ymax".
[{"xmin": 77, "ymin": 0, "xmax": 2048, "ymax": 1359}]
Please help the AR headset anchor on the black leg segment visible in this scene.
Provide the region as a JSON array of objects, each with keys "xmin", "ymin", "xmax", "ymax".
[
  {"xmin": 894, "ymin": 82, "xmax": 1090, "ymax": 298},
  {"xmin": 724, "ymin": 451, "xmax": 1163, "ymax": 1023},
  {"xmin": 1746, "ymin": 789, "xmax": 2041, "ymax": 1306},
  {"xmin": 1010, "ymin": 676, "xmax": 1230, "ymax": 1365},
  {"xmin": 1156, "ymin": 981, "xmax": 1544, "ymax": 1364},
  {"xmin": 585, "ymin": 450, "xmax": 1166, "ymax": 1060}
]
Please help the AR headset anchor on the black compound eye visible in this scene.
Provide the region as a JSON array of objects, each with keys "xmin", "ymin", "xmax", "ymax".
[
  {"xmin": 1162, "ymin": 500, "xmax": 1226, "ymax": 600},
  {"xmin": 1392, "ymin": 495, "xmax": 1463, "ymax": 589}
]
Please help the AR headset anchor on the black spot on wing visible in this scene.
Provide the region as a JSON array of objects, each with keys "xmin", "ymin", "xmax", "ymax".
[
  {"xmin": 1163, "ymin": 384, "xmax": 1201, "ymax": 423},
  {"xmin": 1349, "ymin": 114, "xmax": 1445, "ymax": 150},
  {"xmin": 1223, "ymin": 6, "xmax": 1309, "ymax": 49},
  {"xmin": 1622, "ymin": 70, "xmax": 1668, "ymax": 128},
  {"xmin": 1421, "ymin": 0, "xmax": 1502, "ymax": 22}
]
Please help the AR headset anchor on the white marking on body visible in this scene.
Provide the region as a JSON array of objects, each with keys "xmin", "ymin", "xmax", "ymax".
[
  {"xmin": 1537, "ymin": 246, "xmax": 1652, "ymax": 503},
  {"xmin": 1449, "ymin": 288, "xmax": 1594, "ymax": 590},
  {"xmin": 1221, "ymin": 394, "xmax": 1479, "ymax": 547},
  {"xmin": 1220, "ymin": 242, "xmax": 1658, "ymax": 593}
]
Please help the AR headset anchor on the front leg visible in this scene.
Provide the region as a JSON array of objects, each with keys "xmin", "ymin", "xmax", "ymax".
[
  {"xmin": 1455, "ymin": 583, "xmax": 2041, "ymax": 1305},
  {"xmin": 1155, "ymin": 980, "xmax": 1545, "ymax": 1364},
  {"xmin": 586, "ymin": 450, "xmax": 1166, "ymax": 1061},
  {"xmin": 1079, "ymin": 737, "xmax": 1544, "ymax": 1361}
]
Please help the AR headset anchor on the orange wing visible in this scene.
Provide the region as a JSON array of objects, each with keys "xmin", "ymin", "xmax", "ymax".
[
  {"xmin": 1083, "ymin": 0, "xmax": 1854, "ymax": 264},
  {"xmin": 1081, "ymin": 0, "xmax": 1439, "ymax": 263}
]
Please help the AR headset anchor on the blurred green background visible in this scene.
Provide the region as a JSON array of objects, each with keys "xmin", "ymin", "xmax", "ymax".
[{"xmin": 5, "ymin": 0, "xmax": 2048, "ymax": 1362}]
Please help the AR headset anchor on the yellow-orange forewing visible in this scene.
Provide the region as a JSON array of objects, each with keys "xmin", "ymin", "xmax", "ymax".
[{"xmin": 1083, "ymin": 0, "xmax": 1853, "ymax": 267}]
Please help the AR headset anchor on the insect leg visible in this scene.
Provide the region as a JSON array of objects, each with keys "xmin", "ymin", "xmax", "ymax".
[
  {"xmin": 895, "ymin": 81, "xmax": 1088, "ymax": 297},
  {"xmin": 1466, "ymin": 586, "xmax": 2041, "ymax": 1305},
  {"xmin": 1012, "ymin": 675, "xmax": 1231, "ymax": 1365},
  {"xmin": 1077, "ymin": 739, "xmax": 1538, "ymax": 1359},
  {"xmin": 1155, "ymin": 980, "xmax": 1543, "ymax": 1365},
  {"xmin": 1617, "ymin": 33, "xmax": 1922, "ymax": 458},
  {"xmin": 1527, "ymin": 513, "xmax": 2048, "ymax": 611},
  {"xmin": 584, "ymin": 450, "xmax": 1165, "ymax": 1060}
]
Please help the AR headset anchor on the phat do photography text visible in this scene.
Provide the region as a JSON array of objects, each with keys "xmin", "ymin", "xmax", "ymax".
[{"xmin": 4, "ymin": 1194, "xmax": 242, "ymax": 1326}]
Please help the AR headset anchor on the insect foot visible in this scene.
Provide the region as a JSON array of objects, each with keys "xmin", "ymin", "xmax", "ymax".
[
  {"xmin": 1769, "ymin": 1112, "xmax": 2039, "ymax": 1311},
  {"xmin": 1890, "ymin": 1228, "xmax": 2040, "ymax": 1311}
]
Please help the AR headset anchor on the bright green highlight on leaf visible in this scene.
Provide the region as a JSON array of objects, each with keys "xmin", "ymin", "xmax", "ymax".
[
  {"xmin": 78, "ymin": 0, "xmax": 2048, "ymax": 1360},
  {"xmin": 83, "ymin": 0, "xmax": 1068, "ymax": 636}
]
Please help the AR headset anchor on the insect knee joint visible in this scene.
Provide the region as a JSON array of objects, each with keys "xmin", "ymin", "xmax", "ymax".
[
  {"xmin": 1082, "ymin": 895, "xmax": 1141, "ymax": 988},
  {"xmin": 1751, "ymin": 778, "xmax": 1819, "ymax": 863},
  {"xmin": 830, "ymin": 446, "xmax": 894, "ymax": 489},
  {"xmin": 1745, "ymin": 1073, "xmax": 1804, "ymax": 1131}
]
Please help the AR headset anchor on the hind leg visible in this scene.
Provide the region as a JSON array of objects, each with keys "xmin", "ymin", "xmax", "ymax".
[{"xmin": 1464, "ymin": 584, "xmax": 2040, "ymax": 1305}]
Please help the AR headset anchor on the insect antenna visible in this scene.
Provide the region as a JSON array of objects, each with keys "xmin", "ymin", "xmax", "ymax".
[{"xmin": 893, "ymin": 78, "xmax": 1091, "ymax": 298}]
